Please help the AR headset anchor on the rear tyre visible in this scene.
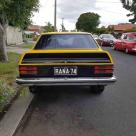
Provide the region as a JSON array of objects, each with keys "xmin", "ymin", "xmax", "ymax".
[
  {"xmin": 29, "ymin": 86, "xmax": 38, "ymax": 94},
  {"xmin": 90, "ymin": 86, "xmax": 105, "ymax": 94}
]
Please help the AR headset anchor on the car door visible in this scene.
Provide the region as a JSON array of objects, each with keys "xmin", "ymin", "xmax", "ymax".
[
  {"xmin": 116, "ymin": 34, "xmax": 124, "ymax": 50},
  {"xmin": 121, "ymin": 34, "xmax": 127, "ymax": 50},
  {"xmin": 121, "ymin": 34, "xmax": 128, "ymax": 50}
]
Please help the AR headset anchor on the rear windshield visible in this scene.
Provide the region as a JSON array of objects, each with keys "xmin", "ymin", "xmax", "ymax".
[
  {"xmin": 102, "ymin": 34, "xmax": 115, "ymax": 39},
  {"xmin": 34, "ymin": 34, "xmax": 98, "ymax": 49},
  {"xmin": 128, "ymin": 35, "xmax": 136, "ymax": 41}
]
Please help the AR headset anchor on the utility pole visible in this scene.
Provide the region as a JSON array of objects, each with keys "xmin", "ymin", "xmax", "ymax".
[
  {"xmin": 61, "ymin": 18, "xmax": 64, "ymax": 32},
  {"xmin": 54, "ymin": 0, "xmax": 57, "ymax": 31}
]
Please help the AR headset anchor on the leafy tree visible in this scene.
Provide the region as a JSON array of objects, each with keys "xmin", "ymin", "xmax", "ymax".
[
  {"xmin": 95, "ymin": 26, "xmax": 109, "ymax": 35},
  {"xmin": 0, "ymin": 0, "xmax": 39, "ymax": 62},
  {"xmin": 61, "ymin": 24, "xmax": 66, "ymax": 32},
  {"xmin": 43, "ymin": 22, "xmax": 54, "ymax": 32},
  {"xmin": 121, "ymin": 0, "xmax": 136, "ymax": 23},
  {"xmin": 70, "ymin": 29, "xmax": 77, "ymax": 32},
  {"xmin": 107, "ymin": 26, "xmax": 114, "ymax": 34},
  {"xmin": 76, "ymin": 12, "xmax": 100, "ymax": 33}
]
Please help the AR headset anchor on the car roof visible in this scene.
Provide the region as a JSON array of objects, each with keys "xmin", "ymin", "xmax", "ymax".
[{"xmin": 41, "ymin": 32, "xmax": 91, "ymax": 35}]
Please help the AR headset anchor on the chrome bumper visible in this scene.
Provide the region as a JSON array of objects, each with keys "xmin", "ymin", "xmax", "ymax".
[{"xmin": 16, "ymin": 76, "xmax": 116, "ymax": 86}]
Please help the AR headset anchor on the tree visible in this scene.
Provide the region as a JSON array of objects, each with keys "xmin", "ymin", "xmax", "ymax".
[
  {"xmin": 0, "ymin": 0, "xmax": 39, "ymax": 62},
  {"xmin": 43, "ymin": 22, "xmax": 54, "ymax": 32},
  {"xmin": 76, "ymin": 12, "xmax": 100, "ymax": 33},
  {"xmin": 121, "ymin": 0, "xmax": 136, "ymax": 23},
  {"xmin": 95, "ymin": 26, "xmax": 109, "ymax": 35},
  {"xmin": 61, "ymin": 24, "xmax": 66, "ymax": 32}
]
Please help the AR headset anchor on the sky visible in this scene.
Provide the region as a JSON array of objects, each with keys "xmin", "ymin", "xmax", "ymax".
[{"xmin": 32, "ymin": 0, "xmax": 131, "ymax": 30}]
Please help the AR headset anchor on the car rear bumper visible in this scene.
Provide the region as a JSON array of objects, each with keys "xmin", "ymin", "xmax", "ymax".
[{"xmin": 16, "ymin": 76, "xmax": 116, "ymax": 86}]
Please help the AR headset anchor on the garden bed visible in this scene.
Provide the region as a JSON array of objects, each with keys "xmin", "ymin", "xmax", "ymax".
[{"xmin": 0, "ymin": 52, "xmax": 21, "ymax": 119}]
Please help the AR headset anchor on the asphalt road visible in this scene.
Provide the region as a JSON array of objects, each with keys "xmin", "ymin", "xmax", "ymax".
[{"xmin": 14, "ymin": 47, "xmax": 136, "ymax": 136}]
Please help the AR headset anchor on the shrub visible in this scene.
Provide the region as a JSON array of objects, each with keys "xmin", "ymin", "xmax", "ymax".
[{"xmin": 0, "ymin": 80, "xmax": 16, "ymax": 111}]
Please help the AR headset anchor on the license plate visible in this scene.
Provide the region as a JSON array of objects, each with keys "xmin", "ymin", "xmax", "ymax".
[{"xmin": 54, "ymin": 67, "xmax": 77, "ymax": 76}]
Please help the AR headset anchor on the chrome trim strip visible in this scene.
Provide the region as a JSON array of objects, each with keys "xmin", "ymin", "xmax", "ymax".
[{"xmin": 16, "ymin": 76, "xmax": 116, "ymax": 86}]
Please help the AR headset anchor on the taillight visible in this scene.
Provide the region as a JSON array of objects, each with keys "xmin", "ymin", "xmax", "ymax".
[
  {"xmin": 19, "ymin": 66, "xmax": 38, "ymax": 75},
  {"xmin": 94, "ymin": 65, "xmax": 113, "ymax": 74}
]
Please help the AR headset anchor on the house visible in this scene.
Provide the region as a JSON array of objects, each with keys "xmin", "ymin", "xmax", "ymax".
[
  {"xmin": 108, "ymin": 23, "xmax": 136, "ymax": 34},
  {"xmin": 27, "ymin": 25, "xmax": 43, "ymax": 34},
  {"xmin": 24, "ymin": 25, "xmax": 43, "ymax": 41}
]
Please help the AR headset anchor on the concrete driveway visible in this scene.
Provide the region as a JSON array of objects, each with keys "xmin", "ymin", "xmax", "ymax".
[{"xmin": 7, "ymin": 46, "xmax": 29, "ymax": 54}]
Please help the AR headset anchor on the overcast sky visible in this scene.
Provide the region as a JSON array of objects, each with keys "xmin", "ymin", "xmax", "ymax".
[{"xmin": 32, "ymin": 0, "xmax": 131, "ymax": 30}]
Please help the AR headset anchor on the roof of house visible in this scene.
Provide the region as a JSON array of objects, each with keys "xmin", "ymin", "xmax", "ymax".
[
  {"xmin": 109, "ymin": 23, "xmax": 136, "ymax": 31},
  {"xmin": 27, "ymin": 25, "xmax": 44, "ymax": 33},
  {"xmin": 28, "ymin": 25, "xmax": 41, "ymax": 30}
]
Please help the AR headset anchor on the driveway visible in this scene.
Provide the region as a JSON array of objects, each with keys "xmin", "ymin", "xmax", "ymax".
[{"xmin": 7, "ymin": 46, "xmax": 29, "ymax": 54}]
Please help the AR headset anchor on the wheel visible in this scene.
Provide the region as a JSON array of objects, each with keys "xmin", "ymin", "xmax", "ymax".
[
  {"xmin": 29, "ymin": 86, "xmax": 38, "ymax": 94},
  {"xmin": 90, "ymin": 86, "xmax": 105, "ymax": 94},
  {"xmin": 125, "ymin": 48, "xmax": 129, "ymax": 54}
]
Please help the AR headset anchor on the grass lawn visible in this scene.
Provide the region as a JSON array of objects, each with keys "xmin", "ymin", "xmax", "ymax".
[
  {"xmin": 0, "ymin": 52, "xmax": 20, "ymax": 85},
  {"xmin": 0, "ymin": 52, "xmax": 21, "ymax": 111},
  {"xmin": 22, "ymin": 44, "xmax": 34, "ymax": 49}
]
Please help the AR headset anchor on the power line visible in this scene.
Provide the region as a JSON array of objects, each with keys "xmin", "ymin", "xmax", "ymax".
[{"xmin": 96, "ymin": 1, "xmax": 121, "ymax": 3}]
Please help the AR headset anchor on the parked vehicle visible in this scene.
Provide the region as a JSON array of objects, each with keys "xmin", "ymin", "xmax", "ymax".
[
  {"xmin": 114, "ymin": 32, "xmax": 136, "ymax": 53},
  {"xmin": 99, "ymin": 34, "xmax": 116, "ymax": 46},
  {"xmin": 92, "ymin": 34, "xmax": 101, "ymax": 45},
  {"xmin": 16, "ymin": 32, "xmax": 116, "ymax": 94}
]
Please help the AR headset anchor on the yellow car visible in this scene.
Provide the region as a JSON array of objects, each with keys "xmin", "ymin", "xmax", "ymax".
[{"xmin": 16, "ymin": 32, "xmax": 116, "ymax": 94}]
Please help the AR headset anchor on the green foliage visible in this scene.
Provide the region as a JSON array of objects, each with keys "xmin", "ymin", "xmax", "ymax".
[
  {"xmin": 121, "ymin": 0, "xmax": 136, "ymax": 23},
  {"xmin": 0, "ymin": 52, "xmax": 20, "ymax": 84},
  {"xmin": 95, "ymin": 26, "xmax": 114, "ymax": 35},
  {"xmin": 0, "ymin": 0, "xmax": 39, "ymax": 62},
  {"xmin": 0, "ymin": 0, "xmax": 40, "ymax": 29},
  {"xmin": 43, "ymin": 22, "xmax": 54, "ymax": 32},
  {"xmin": 76, "ymin": 12, "xmax": 100, "ymax": 33},
  {"xmin": 0, "ymin": 80, "xmax": 16, "ymax": 111},
  {"xmin": 0, "ymin": 52, "xmax": 20, "ymax": 111},
  {"xmin": 95, "ymin": 26, "xmax": 108, "ymax": 34}
]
